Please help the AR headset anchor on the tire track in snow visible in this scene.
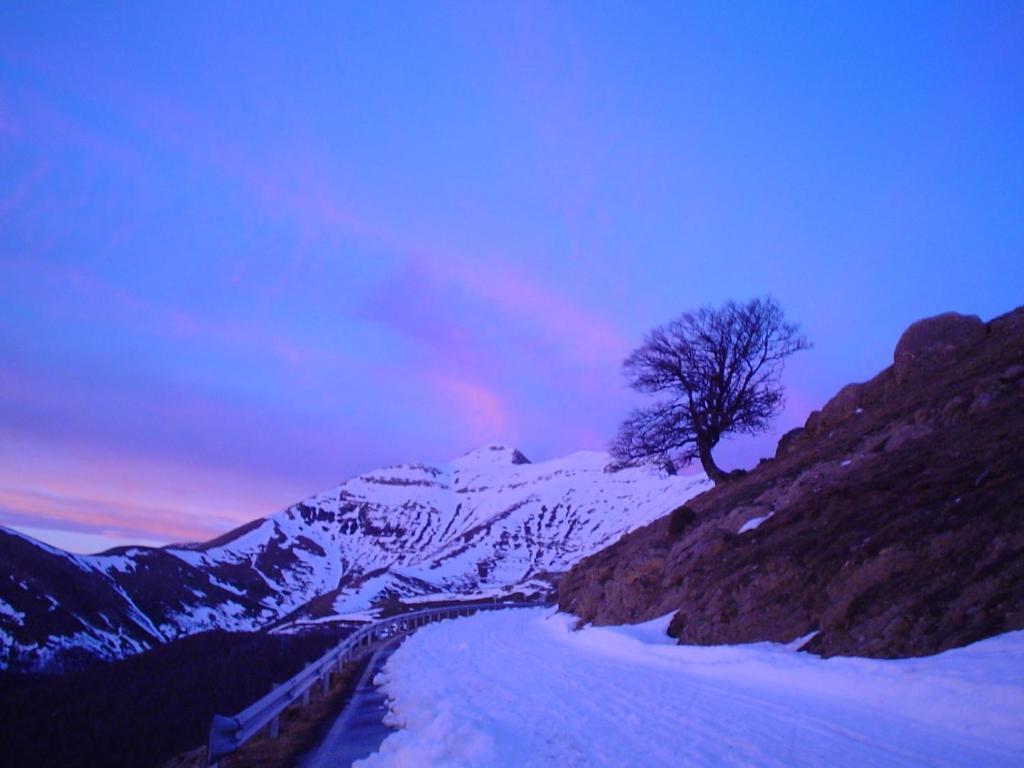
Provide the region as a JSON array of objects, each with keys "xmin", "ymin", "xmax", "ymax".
[{"xmin": 355, "ymin": 609, "xmax": 1024, "ymax": 767}]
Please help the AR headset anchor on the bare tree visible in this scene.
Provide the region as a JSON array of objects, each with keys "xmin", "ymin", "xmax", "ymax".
[{"xmin": 611, "ymin": 297, "xmax": 810, "ymax": 484}]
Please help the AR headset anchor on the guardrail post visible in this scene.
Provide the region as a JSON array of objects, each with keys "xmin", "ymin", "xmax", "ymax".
[
  {"xmin": 302, "ymin": 686, "xmax": 311, "ymax": 707},
  {"xmin": 268, "ymin": 715, "xmax": 280, "ymax": 740},
  {"xmin": 207, "ymin": 714, "xmax": 239, "ymax": 767},
  {"xmin": 322, "ymin": 672, "xmax": 330, "ymax": 695}
]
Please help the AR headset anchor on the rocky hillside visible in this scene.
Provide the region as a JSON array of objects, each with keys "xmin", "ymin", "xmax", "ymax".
[
  {"xmin": 559, "ymin": 307, "xmax": 1024, "ymax": 658},
  {"xmin": 0, "ymin": 446, "xmax": 708, "ymax": 672}
]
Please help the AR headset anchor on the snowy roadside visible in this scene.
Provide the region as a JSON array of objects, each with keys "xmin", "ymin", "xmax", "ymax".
[{"xmin": 355, "ymin": 608, "xmax": 1024, "ymax": 767}]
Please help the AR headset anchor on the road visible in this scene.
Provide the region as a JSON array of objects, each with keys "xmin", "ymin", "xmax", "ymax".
[
  {"xmin": 294, "ymin": 639, "xmax": 400, "ymax": 768},
  {"xmin": 351, "ymin": 608, "xmax": 1024, "ymax": 767}
]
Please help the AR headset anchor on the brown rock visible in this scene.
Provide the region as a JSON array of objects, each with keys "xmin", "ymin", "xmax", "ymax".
[
  {"xmin": 803, "ymin": 409, "xmax": 822, "ymax": 435},
  {"xmin": 1001, "ymin": 364, "xmax": 1024, "ymax": 383},
  {"xmin": 559, "ymin": 304, "xmax": 1024, "ymax": 660},
  {"xmin": 819, "ymin": 382, "xmax": 866, "ymax": 430},
  {"xmin": 893, "ymin": 312, "xmax": 986, "ymax": 383},
  {"xmin": 988, "ymin": 305, "xmax": 1024, "ymax": 338},
  {"xmin": 775, "ymin": 427, "xmax": 806, "ymax": 459},
  {"xmin": 969, "ymin": 381, "xmax": 1001, "ymax": 414},
  {"xmin": 943, "ymin": 395, "xmax": 970, "ymax": 415}
]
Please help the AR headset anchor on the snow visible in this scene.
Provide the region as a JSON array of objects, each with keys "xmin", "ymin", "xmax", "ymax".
[
  {"xmin": 5, "ymin": 444, "xmax": 711, "ymax": 669},
  {"xmin": 158, "ymin": 600, "xmax": 253, "ymax": 637},
  {"xmin": 739, "ymin": 512, "xmax": 774, "ymax": 533},
  {"xmin": 0, "ymin": 597, "xmax": 26, "ymax": 625},
  {"xmin": 251, "ymin": 445, "xmax": 709, "ymax": 625},
  {"xmin": 400, "ymin": 586, "xmax": 544, "ymax": 605},
  {"xmin": 272, "ymin": 611, "xmax": 377, "ymax": 632},
  {"xmin": 165, "ymin": 547, "xmax": 206, "ymax": 567},
  {"xmin": 450, "ymin": 444, "xmax": 525, "ymax": 469},
  {"xmin": 594, "ymin": 611, "xmax": 678, "ymax": 646},
  {"xmin": 358, "ymin": 609, "xmax": 1024, "ymax": 768},
  {"xmin": 95, "ymin": 554, "xmax": 136, "ymax": 573},
  {"xmin": 207, "ymin": 575, "xmax": 247, "ymax": 596}
]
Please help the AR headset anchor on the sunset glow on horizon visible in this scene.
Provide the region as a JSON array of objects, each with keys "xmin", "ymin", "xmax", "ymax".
[{"xmin": 2, "ymin": 3, "xmax": 1022, "ymax": 553}]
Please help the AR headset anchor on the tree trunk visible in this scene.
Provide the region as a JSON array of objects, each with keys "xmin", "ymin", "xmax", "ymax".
[{"xmin": 697, "ymin": 437, "xmax": 728, "ymax": 484}]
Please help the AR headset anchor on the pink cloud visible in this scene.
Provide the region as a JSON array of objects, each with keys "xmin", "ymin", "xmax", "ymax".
[
  {"xmin": 2, "ymin": 68, "xmax": 642, "ymax": 483},
  {"xmin": 0, "ymin": 428, "xmax": 306, "ymax": 548},
  {"xmin": 425, "ymin": 371, "xmax": 511, "ymax": 445},
  {"xmin": 431, "ymin": 254, "xmax": 629, "ymax": 366},
  {"xmin": 7, "ymin": 64, "xmax": 630, "ymax": 377},
  {"xmin": 93, "ymin": 86, "xmax": 631, "ymax": 372},
  {"xmin": 0, "ymin": 486, "xmax": 221, "ymax": 545}
]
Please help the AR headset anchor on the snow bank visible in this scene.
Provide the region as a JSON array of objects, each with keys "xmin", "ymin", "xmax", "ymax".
[
  {"xmin": 357, "ymin": 609, "xmax": 1024, "ymax": 767},
  {"xmin": 0, "ymin": 597, "xmax": 26, "ymax": 625},
  {"xmin": 738, "ymin": 512, "xmax": 773, "ymax": 533}
]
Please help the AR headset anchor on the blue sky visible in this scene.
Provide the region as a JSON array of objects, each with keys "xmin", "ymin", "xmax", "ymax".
[{"xmin": 1, "ymin": 2, "xmax": 1021, "ymax": 552}]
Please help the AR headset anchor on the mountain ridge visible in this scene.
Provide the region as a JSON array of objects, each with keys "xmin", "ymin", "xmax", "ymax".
[{"xmin": 0, "ymin": 445, "xmax": 708, "ymax": 672}]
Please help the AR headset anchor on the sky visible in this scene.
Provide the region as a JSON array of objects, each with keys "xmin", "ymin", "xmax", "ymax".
[{"xmin": 1, "ymin": 3, "xmax": 1021, "ymax": 553}]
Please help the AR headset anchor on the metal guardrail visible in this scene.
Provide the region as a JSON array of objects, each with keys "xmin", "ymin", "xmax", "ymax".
[{"xmin": 206, "ymin": 600, "xmax": 550, "ymax": 765}]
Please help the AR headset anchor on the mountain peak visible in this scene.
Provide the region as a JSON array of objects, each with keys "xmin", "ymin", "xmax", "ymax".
[
  {"xmin": 0, "ymin": 441, "xmax": 711, "ymax": 672},
  {"xmin": 452, "ymin": 444, "xmax": 531, "ymax": 467}
]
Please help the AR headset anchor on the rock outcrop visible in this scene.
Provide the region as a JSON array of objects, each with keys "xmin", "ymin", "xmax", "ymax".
[
  {"xmin": 559, "ymin": 306, "xmax": 1024, "ymax": 658},
  {"xmin": 893, "ymin": 311, "xmax": 986, "ymax": 382}
]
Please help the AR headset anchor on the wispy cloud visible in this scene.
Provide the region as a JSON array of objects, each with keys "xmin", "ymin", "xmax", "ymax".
[
  {"xmin": 0, "ymin": 486, "xmax": 223, "ymax": 546},
  {"xmin": 113, "ymin": 84, "xmax": 632, "ymax": 367},
  {"xmin": 424, "ymin": 371, "xmax": 511, "ymax": 444},
  {"xmin": 433, "ymin": 253, "xmax": 628, "ymax": 366},
  {"xmin": 0, "ymin": 40, "xmax": 638, "ymax": 547}
]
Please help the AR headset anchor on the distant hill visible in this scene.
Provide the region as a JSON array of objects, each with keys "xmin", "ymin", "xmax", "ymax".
[{"xmin": 559, "ymin": 306, "xmax": 1024, "ymax": 658}]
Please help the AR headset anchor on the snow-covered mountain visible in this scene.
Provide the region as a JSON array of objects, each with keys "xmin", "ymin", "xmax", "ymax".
[{"xmin": 0, "ymin": 445, "xmax": 708, "ymax": 672}]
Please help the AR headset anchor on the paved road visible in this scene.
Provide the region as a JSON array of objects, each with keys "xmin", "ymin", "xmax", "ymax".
[{"xmin": 295, "ymin": 640, "xmax": 400, "ymax": 768}]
